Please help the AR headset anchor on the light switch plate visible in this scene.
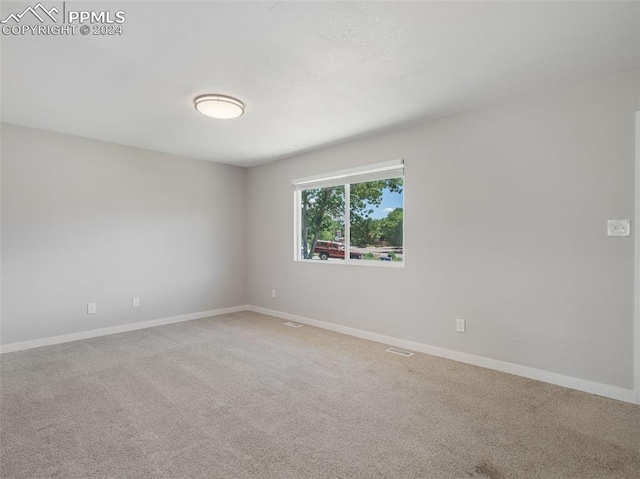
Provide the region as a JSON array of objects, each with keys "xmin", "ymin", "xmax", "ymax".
[{"xmin": 607, "ymin": 219, "xmax": 630, "ymax": 237}]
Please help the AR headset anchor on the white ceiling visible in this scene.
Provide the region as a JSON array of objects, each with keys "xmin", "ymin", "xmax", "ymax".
[{"xmin": 2, "ymin": 1, "xmax": 639, "ymax": 167}]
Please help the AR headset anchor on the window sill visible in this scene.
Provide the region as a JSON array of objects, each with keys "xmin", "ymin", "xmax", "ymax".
[{"xmin": 294, "ymin": 259, "xmax": 405, "ymax": 268}]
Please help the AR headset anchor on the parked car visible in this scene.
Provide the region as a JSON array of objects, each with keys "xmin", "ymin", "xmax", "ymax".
[{"xmin": 313, "ymin": 240, "xmax": 362, "ymax": 260}]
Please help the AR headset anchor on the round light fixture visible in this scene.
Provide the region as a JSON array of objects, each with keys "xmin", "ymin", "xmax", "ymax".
[{"xmin": 194, "ymin": 94, "xmax": 244, "ymax": 119}]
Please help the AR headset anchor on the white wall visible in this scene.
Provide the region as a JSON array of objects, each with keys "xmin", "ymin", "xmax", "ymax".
[
  {"xmin": 247, "ymin": 69, "xmax": 639, "ymax": 391},
  {"xmin": 1, "ymin": 124, "xmax": 247, "ymax": 344}
]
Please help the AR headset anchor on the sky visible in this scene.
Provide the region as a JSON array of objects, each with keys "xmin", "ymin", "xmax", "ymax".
[{"xmin": 369, "ymin": 187, "xmax": 403, "ymax": 220}]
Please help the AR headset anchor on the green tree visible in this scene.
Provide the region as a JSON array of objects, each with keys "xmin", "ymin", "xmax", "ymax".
[
  {"xmin": 379, "ymin": 207, "xmax": 403, "ymax": 246},
  {"xmin": 300, "ymin": 186, "xmax": 344, "ymax": 259},
  {"xmin": 350, "ymin": 216, "xmax": 380, "ymax": 247},
  {"xmin": 349, "ymin": 179, "xmax": 402, "ymax": 245}
]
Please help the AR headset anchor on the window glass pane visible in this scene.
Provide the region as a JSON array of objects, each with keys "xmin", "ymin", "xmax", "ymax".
[
  {"xmin": 300, "ymin": 186, "xmax": 345, "ymax": 261},
  {"xmin": 349, "ymin": 178, "xmax": 403, "ymax": 262}
]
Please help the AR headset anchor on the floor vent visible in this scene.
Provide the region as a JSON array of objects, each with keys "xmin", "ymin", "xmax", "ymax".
[
  {"xmin": 283, "ymin": 322, "xmax": 303, "ymax": 328},
  {"xmin": 385, "ymin": 347, "xmax": 414, "ymax": 357}
]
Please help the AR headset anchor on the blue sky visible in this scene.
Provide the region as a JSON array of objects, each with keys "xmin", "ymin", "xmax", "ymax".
[{"xmin": 369, "ymin": 187, "xmax": 403, "ymax": 219}]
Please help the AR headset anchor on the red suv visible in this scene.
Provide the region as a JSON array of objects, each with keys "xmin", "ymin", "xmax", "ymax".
[{"xmin": 313, "ymin": 240, "xmax": 362, "ymax": 260}]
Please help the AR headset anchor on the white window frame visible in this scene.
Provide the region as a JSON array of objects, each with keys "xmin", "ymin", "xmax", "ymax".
[{"xmin": 292, "ymin": 160, "xmax": 405, "ymax": 268}]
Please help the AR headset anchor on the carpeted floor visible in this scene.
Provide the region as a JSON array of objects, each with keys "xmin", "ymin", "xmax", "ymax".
[{"xmin": 1, "ymin": 311, "xmax": 639, "ymax": 479}]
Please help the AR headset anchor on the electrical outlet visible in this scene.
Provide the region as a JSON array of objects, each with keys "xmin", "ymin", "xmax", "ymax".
[
  {"xmin": 87, "ymin": 303, "xmax": 97, "ymax": 315},
  {"xmin": 607, "ymin": 219, "xmax": 630, "ymax": 236},
  {"xmin": 132, "ymin": 296, "xmax": 140, "ymax": 308},
  {"xmin": 271, "ymin": 289, "xmax": 276, "ymax": 299},
  {"xmin": 456, "ymin": 318, "xmax": 466, "ymax": 333}
]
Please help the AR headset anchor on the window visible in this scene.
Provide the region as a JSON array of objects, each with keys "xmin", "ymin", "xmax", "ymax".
[{"xmin": 293, "ymin": 160, "xmax": 404, "ymax": 266}]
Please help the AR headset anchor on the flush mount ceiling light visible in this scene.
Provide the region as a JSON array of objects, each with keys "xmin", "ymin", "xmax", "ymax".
[{"xmin": 194, "ymin": 94, "xmax": 244, "ymax": 119}]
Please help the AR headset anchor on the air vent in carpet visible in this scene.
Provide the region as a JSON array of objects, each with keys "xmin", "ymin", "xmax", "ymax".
[{"xmin": 385, "ymin": 347, "xmax": 414, "ymax": 357}]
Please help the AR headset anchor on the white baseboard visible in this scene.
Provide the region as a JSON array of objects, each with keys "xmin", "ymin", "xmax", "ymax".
[
  {"xmin": 0, "ymin": 305, "xmax": 249, "ymax": 354},
  {"xmin": 3, "ymin": 303, "xmax": 635, "ymax": 404},
  {"xmin": 246, "ymin": 305, "xmax": 637, "ymax": 404}
]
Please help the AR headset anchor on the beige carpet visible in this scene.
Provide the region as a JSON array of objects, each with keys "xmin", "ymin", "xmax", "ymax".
[{"xmin": 1, "ymin": 311, "xmax": 639, "ymax": 478}]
